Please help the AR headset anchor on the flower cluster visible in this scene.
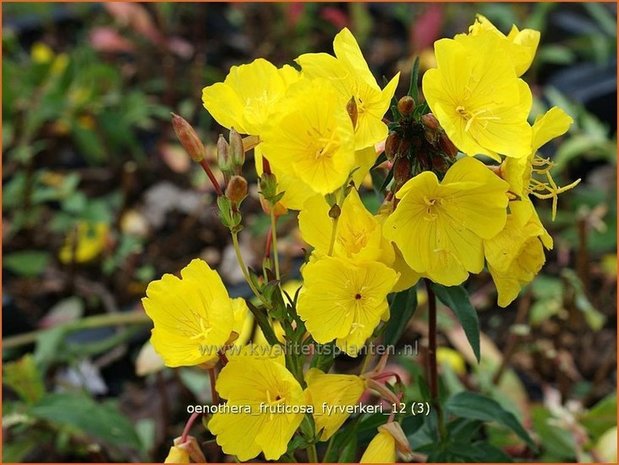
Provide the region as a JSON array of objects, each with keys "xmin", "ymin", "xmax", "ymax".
[{"xmin": 144, "ymin": 16, "xmax": 579, "ymax": 463}]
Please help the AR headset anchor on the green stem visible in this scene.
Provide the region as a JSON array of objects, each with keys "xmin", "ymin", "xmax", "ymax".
[
  {"xmin": 270, "ymin": 210, "xmax": 281, "ymax": 281},
  {"xmin": 307, "ymin": 444, "xmax": 318, "ymax": 463},
  {"xmin": 327, "ymin": 215, "xmax": 340, "ymax": 257},
  {"xmin": 3, "ymin": 311, "xmax": 150, "ymax": 350},
  {"xmin": 322, "ymin": 435, "xmax": 335, "ymax": 463},
  {"xmin": 231, "ymin": 231, "xmax": 271, "ymax": 309}
]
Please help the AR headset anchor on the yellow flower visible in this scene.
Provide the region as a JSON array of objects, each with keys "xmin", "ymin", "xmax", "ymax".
[
  {"xmin": 383, "ymin": 157, "xmax": 509, "ymax": 286},
  {"xmin": 458, "ymin": 14, "xmax": 540, "ymax": 77},
  {"xmin": 231, "ymin": 297, "xmax": 253, "ymax": 347},
  {"xmin": 297, "ymin": 28, "xmax": 400, "ymax": 150},
  {"xmin": 360, "ymin": 429, "xmax": 397, "ymax": 463},
  {"xmin": 260, "ymin": 78, "xmax": 356, "ymax": 195},
  {"xmin": 422, "ymin": 31, "xmax": 532, "ymax": 160},
  {"xmin": 297, "ymin": 256, "xmax": 398, "ymax": 356},
  {"xmin": 164, "ymin": 446, "xmax": 189, "ymax": 464},
  {"xmin": 485, "ymin": 209, "xmax": 550, "ymax": 307},
  {"xmin": 304, "ymin": 368, "xmax": 366, "ymax": 440},
  {"xmin": 202, "ymin": 58, "xmax": 299, "ymax": 136},
  {"xmin": 208, "ymin": 352, "xmax": 305, "ymax": 461},
  {"xmin": 299, "ymin": 189, "xmax": 394, "ymax": 265},
  {"xmin": 502, "ymin": 106, "xmax": 578, "ymax": 221},
  {"xmin": 142, "ymin": 259, "xmax": 235, "ymax": 367},
  {"xmin": 485, "ymin": 106, "xmax": 578, "ymax": 306},
  {"xmin": 254, "ymin": 145, "xmax": 314, "ymax": 210},
  {"xmin": 58, "ymin": 222, "xmax": 108, "ymax": 264}
]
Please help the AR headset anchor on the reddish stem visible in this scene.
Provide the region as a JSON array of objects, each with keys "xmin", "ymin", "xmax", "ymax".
[
  {"xmin": 264, "ymin": 225, "xmax": 273, "ymax": 259},
  {"xmin": 199, "ymin": 158, "xmax": 223, "ymax": 196},
  {"xmin": 208, "ymin": 367, "xmax": 220, "ymax": 405},
  {"xmin": 180, "ymin": 412, "xmax": 200, "ymax": 444}
]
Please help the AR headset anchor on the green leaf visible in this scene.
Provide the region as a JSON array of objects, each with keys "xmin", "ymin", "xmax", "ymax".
[
  {"xmin": 29, "ymin": 393, "xmax": 142, "ymax": 451},
  {"xmin": 384, "ymin": 285, "xmax": 418, "ymax": 346},
  {"xmin": 407, "ymin": 57, "xmax": 420, "ymax": 102},
  {"xmin": 445, "ymin": 391, "xmax": 536, "ymax": 449},
  {"xmin": 3, "ymin": 250, "xmax": 50, "ymax": 277},
  {"xmin": 34, "ymin": 326, "xmax": 67, "ymax": 367},
  {"xmin": 580, "ymin": 394, "xmax": 617, "ymax": 440},
  {"xmin": 3, "ymin": 354, "xmax": 45, "ymax": 404},
  {"xmin": 431, "ymin": 283, "xmax": 480, "ymax": 362},
  {"xmin": 531, "ymin": 406, "xmax": 575, "ymax": 460}
]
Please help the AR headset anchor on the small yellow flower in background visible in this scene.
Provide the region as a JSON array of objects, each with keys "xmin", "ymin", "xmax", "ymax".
[
  {"xmin": 142, "ymin": 259, "xmax": 236, "ymax": 367},
  {"xmin": 260, "ymin": 78, "xmax": 356, "ymax": 195},
  {"xmin": 297, "ymin": 256, "xmax": 398, "ymax": 356},
  {"xmin": 296, "ymin": 28, "xmax": 400, "ymax": 150},
  {"xmin": 458, "ymin": 14, "xmax": 540, "ymax": 77},
  {"xmin": 360, "ymin": 428, "xmax": 397, "ymax": 463},
  {"xmin": 299, "ymin": 189, "xmax": 393, "ymax": 265},
  {"xmin": 304, "ymin": 368, "xmax": 366, "ymax": 440},
  {"xmin": 31, "ymin": 42, "xmax": 54, "ymax": 64},
  {"xmin": 202, "ymin": 58, "xmax": 299, "ymax": 136},
  {"xmin": 58, "ymin": 221, "xmax": 109, "ymax": 264},
  {"xmin": 384, "ymin": 157, "xmax": 509, "ymax": 286},
  {"xmin": 437, "ymin": 347, "xmax": 467, "ymax": 375},
  {"xmin": 422, "ymin": 31, "xmax": 532, "ymax": 159},
  {"xmin": 208, "ymin": 350, "xmax": 305, "ymax": 461}
]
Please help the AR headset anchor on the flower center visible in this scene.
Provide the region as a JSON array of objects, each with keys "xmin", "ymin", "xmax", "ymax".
[
  {"xmin": 456, "ymin": 106, "xmax": 500, "ymax": 132},
  {"xmin": 189, "ymin": 316, "xmax": 212, "ymax": 341},
  {"xmin": 315, "ymin": 131, "xmax": 339, "ymax": 159},
  {"xmin": 527, "ymin": 155, "xmax": 581, "ymax": 220},
  {"xmin": 423, "ymin": 196, "xmax": 441, "ymax": 220}
]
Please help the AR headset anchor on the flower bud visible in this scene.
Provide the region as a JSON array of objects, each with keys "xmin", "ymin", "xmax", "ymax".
[
  {"xmin": 346, "ymin": 96, "xmax": 358, "ymax": 129},
  {"xmin": 421, "ymin": 113, "xmax": 439, "ymax": 131},
  {"xmin": 217, "ymin": 134, "xmax": 232, "ymax": 173},
  {"xmin": 397, "ymin": 96, "xmax": 415, "ymax": 117},
  {"xmin": 225, "ymin": 175, "xmax": 248, "ymax": 204},
  {"xmin": 393, "ymin": 157, "xmax": 411, "ymax": 187},
  {"xmin": 171, "ymin": 113, "xmax": 205, "ymax": 162},
  {"xmin": 328, "ymin": 204, "xmax": 341, "ymax": 220},
  {"xmin": 439, "ymin": 132, "xmax": 459, "ymax": 159},
  {"xmin": 384, "ymin": 132, "xmax": 400, "ymax": 161},
  {"xmin": 229, "ymin": 127, "xmax": 245, "ymax": 170}
]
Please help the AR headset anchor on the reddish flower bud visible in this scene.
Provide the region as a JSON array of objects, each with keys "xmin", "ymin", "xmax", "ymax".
[
  {"xmin": 384, "ymin": 132, "xmax": 401, "ymax": 161},
  {"xmin": 439, "ymin": 133, "xmax": 459, "ymax": 159},
  {"xmin": 397, "ymin": 96, "xmax": 415, "ymax": 117},
  {"xmin": 225, "ymin": 175, "xmax": 248, "ymax": 204},
  {"xmin": 421, "ymin": 113, "xmax": 439, "ymax": 131},
  {"xmin": 171, "ymin": 113, "xmax": 205, "ymax": 162}
]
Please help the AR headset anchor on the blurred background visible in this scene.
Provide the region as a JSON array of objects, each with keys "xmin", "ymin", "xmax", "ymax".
[{"xmin": 2, "ymin": 3, "xmax": 617, "ymax": 462}]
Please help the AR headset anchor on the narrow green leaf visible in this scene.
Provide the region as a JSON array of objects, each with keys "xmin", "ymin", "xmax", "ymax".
[
  {"xmin": 384, "ymin": 285, "xmax": 418, "ymax": 346},
  {"xmin": 407, "ymin": 57, "xmax": 420, "ymax": 102},
  {"xmin": 445, "ymin": 391, "xmax": 536, "ymax": 449},
  {"xmin": 431, "ymin": 283, "xmax": 480, "ymax": 362}
]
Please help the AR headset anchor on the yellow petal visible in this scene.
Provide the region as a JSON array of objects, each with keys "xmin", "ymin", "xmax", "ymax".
[{"xmin": 360, "ymin": 430, "xmax": 397, "ymax": 463}]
